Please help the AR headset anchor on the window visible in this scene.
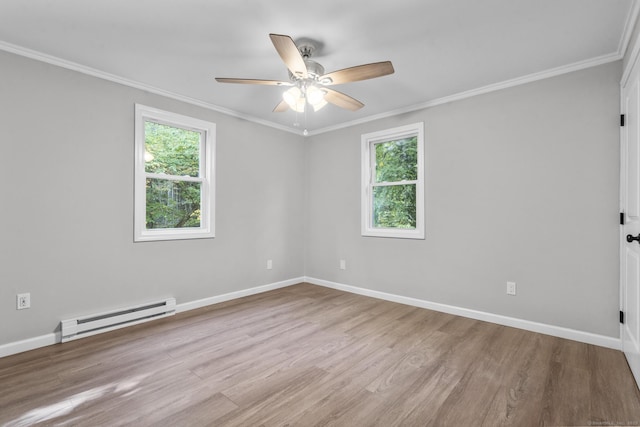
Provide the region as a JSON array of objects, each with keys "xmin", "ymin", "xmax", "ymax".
[
  {"xmin": 134, "ymin": 104, "xmax": 215, "ymax": 242},
  {"xmin": 361, "ymin": 122, "xmax": 424, "ymax": 239}
]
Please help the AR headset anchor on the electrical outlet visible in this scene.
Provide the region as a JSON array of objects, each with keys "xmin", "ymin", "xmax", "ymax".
[
  {"xmin": 17, "ymin": 293, "xmax": 31, "ymax": 310},
  {"xmin": 339, "ymin": 259, "xmax": 346, "ymax": 270},
  {"xmin": 266, "ymin": 259, "xmax": 273, "ymax": 270},
  {"xmin": 506, "ymin": 282, "xmax": 516, "ymax": 296}
]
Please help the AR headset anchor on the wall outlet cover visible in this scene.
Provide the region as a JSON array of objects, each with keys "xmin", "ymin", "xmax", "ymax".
[{"xmin": 17, "ymin": 293, "xmax": 31, "ymax": 310}]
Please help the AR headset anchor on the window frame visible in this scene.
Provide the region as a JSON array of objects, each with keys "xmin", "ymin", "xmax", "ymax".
[
  {"xmin": 134, "ymin": 104, "xmax": 215, "ymax": 242},
  {"xmin": 361, "ymin": 122, "xmax": 425, "ymax": 239}
]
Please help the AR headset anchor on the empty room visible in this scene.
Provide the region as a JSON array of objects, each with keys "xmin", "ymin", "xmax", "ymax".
[{"xmin": 3, "ymin": 1, "xmax": 640, "ymax": 425}]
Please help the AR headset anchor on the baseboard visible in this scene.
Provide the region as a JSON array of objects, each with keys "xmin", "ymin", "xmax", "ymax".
[
  {"xmin": 0, "ymin": 277, "xmax": 305, "ymax": 359},
  {"xmin": 175, "ymin": 277, "xmax": 305, "ymax": 313},
  {"xmin": 305, "ymin": 276, "xmax": 622, "ymax": 351},
  {"xmin": 0, "ymin": 332, "xmax": 59, "ymax": 359},
  {"xmin": 1, "ymin": 276, "xmax": 620, "ymax": 358}
]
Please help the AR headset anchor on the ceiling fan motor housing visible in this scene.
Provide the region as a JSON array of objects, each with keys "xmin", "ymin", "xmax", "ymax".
[{"xmin": 289, "ymin": 59, "xmax": 325, "ymax": 82}]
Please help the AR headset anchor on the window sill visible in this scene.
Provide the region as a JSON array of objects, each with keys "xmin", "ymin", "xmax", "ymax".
[{"xmin": 361, "ymin": 227, "xmax": 425, "ymax": 240}]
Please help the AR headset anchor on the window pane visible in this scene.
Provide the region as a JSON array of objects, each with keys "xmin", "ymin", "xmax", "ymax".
[
  {"xmin": 145, "ymin": 121, "xmax": 201, "ymax": 177},
  {"xmin": 146, "ymin": 178, "xmax": 201, "ymax": 229},
  {"xmin": 373, "ymin": 184, "xmax": 416, "ymax": 229},
  {"xmin": 374, "ymin": 136, "xmax": 417, "ymax": 183}
]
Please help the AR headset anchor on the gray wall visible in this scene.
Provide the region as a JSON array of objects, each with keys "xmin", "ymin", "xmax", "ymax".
[
  {"xmin": 305, "ymin": 61, "xmax": 622, "ymax": 338},
  {"xmin": 0, "ymin": 49, "xmax": 622, "ymax": 347},
  {"xmin": 0, "ymin": 51, "xmax": 305, "ymax": 345}
]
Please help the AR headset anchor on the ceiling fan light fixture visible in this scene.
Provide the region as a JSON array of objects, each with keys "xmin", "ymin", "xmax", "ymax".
[
  {"xmin": 293, "ymin": 97, "xmax": 306, "ymax": 113},
  {"xmin": 283, "ymin": 87, "xmax": 306, "ymax": 112},
  {"xmin": 311, "ymin": 98, "xmax": 328, "ymax": 112},
  {"xmin": 284, "ymin": 85, "xmax": 327, "ymax": 112},
  {"xmin": 283, "ymin": 86, "xmax": 301, "ymax": 107},
  {"xmin": 306, "ymin": 85, "xmax": 325, "ymax": 105}
]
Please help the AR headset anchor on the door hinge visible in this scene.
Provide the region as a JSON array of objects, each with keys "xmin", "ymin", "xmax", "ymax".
[
  {"xmin": 621, "ymin": 114, "xmax": 626, "ymax": 127},
  {"xmin": 621, "ymin": 310, "xmax": 625, "ymax": 324},
  {"xmin": 621, "ymin": 212, "xmax": 626, "ymax": 225}
]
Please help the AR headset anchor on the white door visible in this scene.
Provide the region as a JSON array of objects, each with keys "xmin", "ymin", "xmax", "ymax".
[{"xmin": 621, "ymin": 58, "xmax": 640, "ymax": 385}]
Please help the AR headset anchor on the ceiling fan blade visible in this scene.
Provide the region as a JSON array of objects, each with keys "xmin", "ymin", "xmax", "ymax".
[
  {"xmin": 324, "ymin": 88, "xmax": 364, "ymax": 111},
  {"xmin": 215, "ymin": 78, "xmax": 291, "ymax": 86},
  {"xmin": 269, "ymin": 33, "xmax": 308, "ymax": 79},
  {"xmin": 273, "ymin": 100, "xmax": 289, "ymax": 112},
  {"xmin": 320, "ymin": 61, "xmax": 394, "ymax": 85}
]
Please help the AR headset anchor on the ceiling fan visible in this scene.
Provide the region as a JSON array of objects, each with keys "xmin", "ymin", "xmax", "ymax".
[{"xmin": 215, "ymin": 34, "xmax": 394, "ymax": 113}]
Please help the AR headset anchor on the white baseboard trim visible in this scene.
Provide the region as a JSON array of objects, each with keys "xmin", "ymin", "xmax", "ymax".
[
  {"xmin": 0, "ymin": 332, "xmax": 59, "ymax": 359},
  {"xmin": 1, "ymin": 276, "xmax": 620, "ymax": 358},
  {"xmin": 305, "ymin": 277, "xmax": 621, "ymax": 351},
  {"xmin": 175, "ymin": 277, "xmax": 305, "ymax": 313},
  {"xmin": 0, "ymin": 277, "xmax": 305, "ymax": 359}
]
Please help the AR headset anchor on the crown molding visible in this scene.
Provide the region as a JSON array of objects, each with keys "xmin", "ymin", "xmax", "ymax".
[
  {"xmin": 621, "ymin": 0, "xmax": 640, "ymax": 86},
  {"xmin": 307, "ymin": 51, "xmax": 622, "ymax": 136},
  {"xmin": 308, "ymin": 0, "xmax": 640, "ymax": 136},
  {"xmin": 0, "ymin": 40, "xmax": 302, "ymax": 136},
  {"xmin": 619, "ymin": 0, "xmax": 640, "ymax": 59},
  {"xmin": 0, "ymin": 26, "xmax": 630, "ymax": 139}
]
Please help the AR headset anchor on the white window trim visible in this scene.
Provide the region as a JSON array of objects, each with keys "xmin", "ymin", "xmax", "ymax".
[
  {"xmin": 134, "ymin": 104, "xmax": 215, "ymax": 242},
  {"xmin": 361, "ymin": 122, "xmax": 425, "ymax": 239}
]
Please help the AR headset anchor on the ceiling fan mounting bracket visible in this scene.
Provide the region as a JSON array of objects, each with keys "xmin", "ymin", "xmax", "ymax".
[
  {"xmin": 294, "ymin": 37, "xmax": 322, "ymax": 59},
  {"xmin": 298, "ymin": 43, "xmax": 315, "ymax": 59}
]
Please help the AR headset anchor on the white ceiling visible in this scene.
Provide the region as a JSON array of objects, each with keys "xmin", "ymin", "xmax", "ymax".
[{"xmin": 0, "ymin": 0, "xmax": 636, "ymax": 134}]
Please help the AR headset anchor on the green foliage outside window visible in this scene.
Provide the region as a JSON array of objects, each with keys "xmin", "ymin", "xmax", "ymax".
[
  {"xmin": 373, "ymin": 137, "xmax": 418, "ymax": 229},
  {"xmin": 144, "ymin": 122, "xmax": 202, "ymax": 229}
]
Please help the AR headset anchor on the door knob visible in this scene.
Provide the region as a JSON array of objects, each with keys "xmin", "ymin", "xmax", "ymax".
[{"xmin": 627, "ymin": 234, "xmax": 640, "ymax": 243}]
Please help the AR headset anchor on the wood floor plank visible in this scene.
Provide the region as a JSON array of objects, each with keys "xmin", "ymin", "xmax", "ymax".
[
  {"xmin": 52, "ymin": 369, "xmax": 211, "ymax": 426},
  {"xmin": 480, "ymin": 332, "xmax": 556, "ymax": 426},
  {"xmin": 1, "ymin": 282, "xmax": 639, "ymax": 426},
  {"xmin": 195, "ymin": 348, "xmax": 293, "ymax": 391},
  {"xmin": 430, "ymin": 352, "xmax": 503, "ymax": 425},
  {"xmin": 365, "ymin": 345, "xmax": 435, "ymax": 394},
  {"xmin": 542, "ymin": 361, "xmax": 591, "ymax": 426},
  {"xmin": 290, "ymin": 387, "xmax": 381, "ymax": 427},
  {"xmin": 151, "ymin": 392, "xmax": 238, "ymax": 427},
  {"xmin": 588, "ymin": 345, "xmax": 640, "ymax": 425},
  {"xmin": 215, "ymin": 367, "xmax": 329, "ymax": 426}
]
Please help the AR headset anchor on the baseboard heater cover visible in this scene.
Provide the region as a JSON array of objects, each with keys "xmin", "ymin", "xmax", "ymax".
[{"xmin": 61, "ymin": 297, "xmax": 176, "ymax": 343}]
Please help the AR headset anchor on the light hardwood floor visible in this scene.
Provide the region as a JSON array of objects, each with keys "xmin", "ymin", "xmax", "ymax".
[{"xmin": 1, "ymin": 283, "xmax": 640, "ymax": 426}]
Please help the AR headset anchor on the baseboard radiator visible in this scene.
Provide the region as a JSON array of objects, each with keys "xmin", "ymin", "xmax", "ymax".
[{"xmin": 61, "ymin": 297, "xmax": 176, "ymax": 343}]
